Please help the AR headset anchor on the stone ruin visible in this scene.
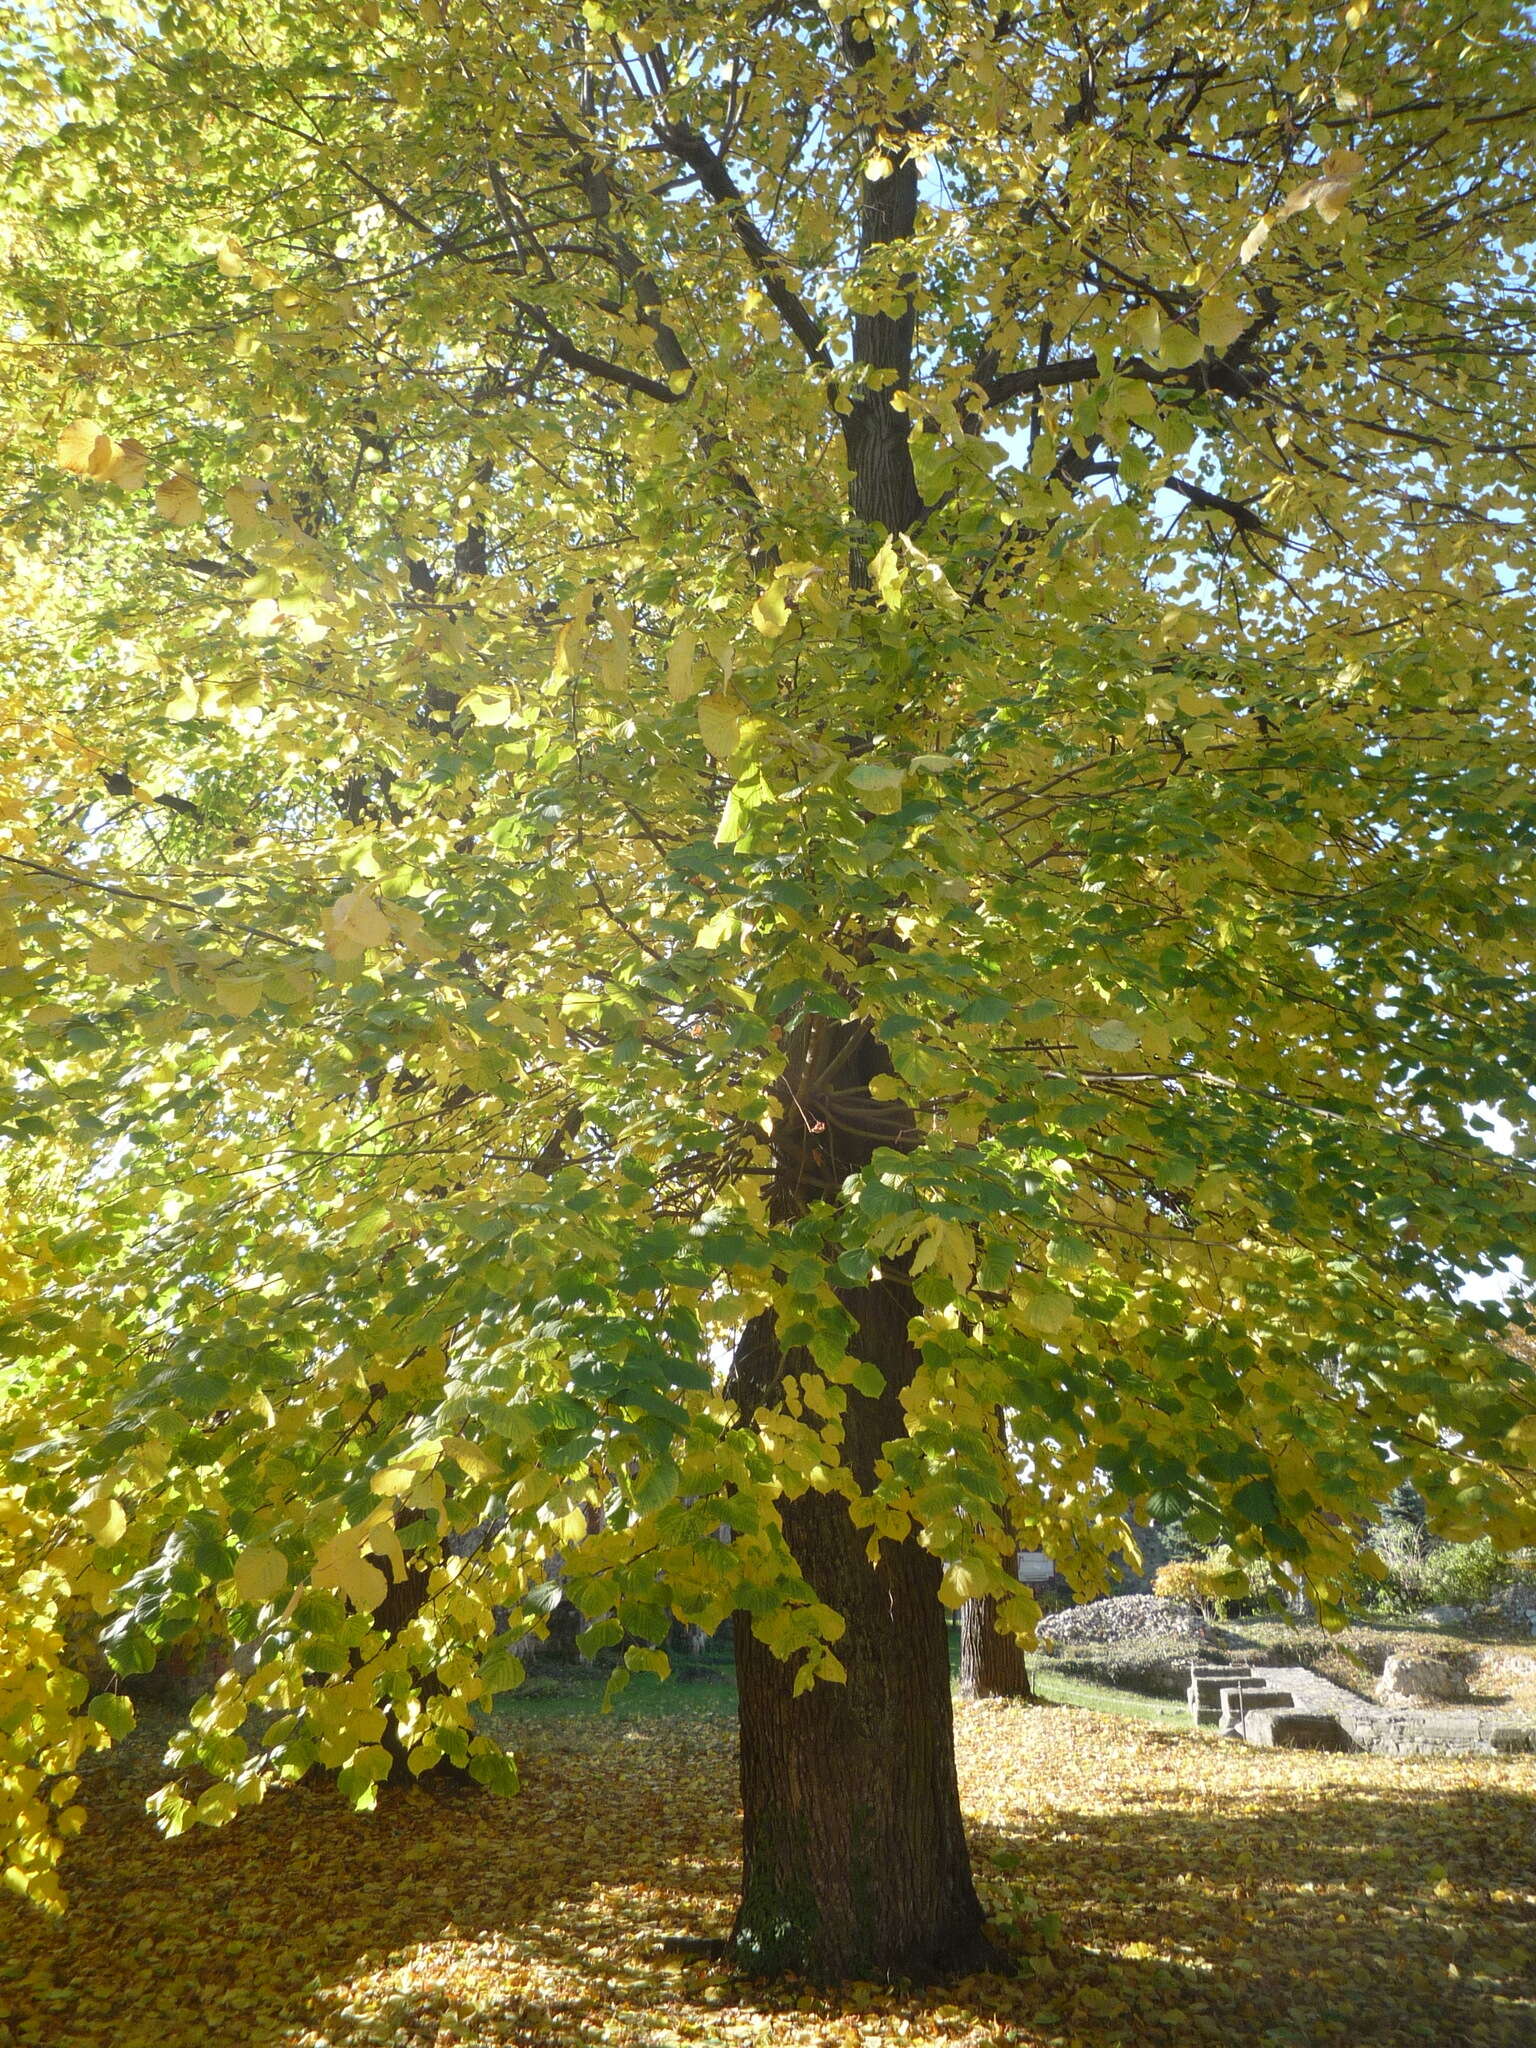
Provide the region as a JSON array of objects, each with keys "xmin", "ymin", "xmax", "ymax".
[{"xmin": 1187, "ymin": 1660, "xmax": 1536, "ymax": 1756}]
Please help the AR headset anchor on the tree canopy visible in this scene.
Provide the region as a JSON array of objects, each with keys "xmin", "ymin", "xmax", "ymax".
[{"xmin": 3, "ymin": 0, "xmax": 1536, "ymax": 1916}]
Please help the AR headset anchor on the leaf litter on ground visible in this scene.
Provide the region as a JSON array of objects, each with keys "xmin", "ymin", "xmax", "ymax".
[{"xmin": 1, "ymin": 1699, "xmax": 1532, "ymax": 2048}]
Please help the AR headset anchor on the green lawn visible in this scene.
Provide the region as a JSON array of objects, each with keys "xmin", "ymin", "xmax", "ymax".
[
  {"xmin": 1025, "ymin": 1665, "xmax": 1194, "ymax": 1726},
  {"xmin": 487, "ymin": 1633, "xmax": 1194, "ymax": 1731},
  {"xmin": 488, "ymin": 1650, "xmax": 739, "ymax": 1723}
]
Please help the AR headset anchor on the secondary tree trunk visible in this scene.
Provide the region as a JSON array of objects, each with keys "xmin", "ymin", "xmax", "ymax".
[
  {"xmin": 371, "ymin": 1558, "xmax": 473, "ymax": 1787},
  {"xmin": 726, "ymin": 1291, "xmax": 997, "ymax": 1982},
  {"xmin": 370, "ymin": 1519, "xmax": 499, "ymax": 1785},
  {"xmin": 958, "ymin": 1595, "xmax": 1034, "ymax": 1702}
]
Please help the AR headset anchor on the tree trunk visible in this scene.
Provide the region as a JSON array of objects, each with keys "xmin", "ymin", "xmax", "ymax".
[
  {"xmin": 958, "ymin": 1595, "xmax": 1034, "ymax": 1702},
  {"xmin": 720, "ymin": 21, "xmax": 975, "ymax": 1938},
  {"xmin": 370, "ymin": 1519, "xmax": 500, "ymax": 1786},
  {"xmin": 371, "ymin": 1558, "xmax": 473, "ymax": 1788},
  {"xmin": 726, "ymin": 1290, "xmax": 997, "ymax": 1982}
]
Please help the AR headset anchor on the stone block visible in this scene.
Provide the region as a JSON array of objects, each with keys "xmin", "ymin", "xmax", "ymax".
[
  {"xmin": 1217, "ymin": 1685, "xmax": 1293, "ymax": 1735},
  {"xmin": 1245, "ymin": 1710, "xmax": 1354, "ymax": 1751},
  {"xmin": 1187, "ymin": 1667, "xmax": 1254, "ymax": 1725}
]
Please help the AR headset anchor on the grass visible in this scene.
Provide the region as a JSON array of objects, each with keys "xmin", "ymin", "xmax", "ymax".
[
  {"xmin": 493, "ymin": 1631, "xmax": 1189, "ymax": 1732},
  {"xmin": 490, "ymin": 1650, "xmax": 739, "ymax": 1723},
  {"xmin": 1026, "ymin": 1664, "xmax": 1193, "ymax": 1725}
]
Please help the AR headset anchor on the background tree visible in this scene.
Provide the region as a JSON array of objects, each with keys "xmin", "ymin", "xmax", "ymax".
[
  {"xmin": 958, "ymin": 1595, "xmax": 1034, "ymax": 1704},
  {"xmin": 2, "ymin": 0, "xmax": 1536, "ymax": 1977}
]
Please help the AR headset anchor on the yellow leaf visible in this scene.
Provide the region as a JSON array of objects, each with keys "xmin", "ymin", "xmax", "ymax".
[
  {"xmin": 365, "ymin": 1517, "xmax": 405, "ymax": 1584},
  {"xmin": 154, "ymin": 471, "xmax": 204, "ymax": 526},
  {"xmin": 322, "ymin": 887, "xmax": 392, "ymax": 960},
  {"xmin": 1158, "ymin": 324, "xmax": 1204, "ymax": 370},
  {"xmin": 847, "ymin": 759, "xmax": 905, "ymax": 814},
  {"xmin": 665, "ymin": 627, "xmax": 698, "ymax": 701},
  {"xmin": 911, "ymin": 1217, "xmax": 974, "ymax": 1289},
  {"xmin": 103, "ymin": 438, "xmax": 149, "ymax": 490},
  {"xmin": 1285, "ymin": 148, "xmax": 1368, "ymax": 225},
  {"xmin": 596, "ymin": 603, "xmax": 629, "ymax": 694},
  {"xmin": 868, "ymin": 534, "xmax": 904, "ymax": 610},
  {"xmin": 1019, "ymin": 1286, "xmax": 1073, "ymax": 1335},
  {"xmin": 750, "ymin": 582, "xmax": 790, "ymax": 637},
  {"xmin": 224, "ymin": 483, "xmax": 265, "ymax": 530},
  {"xmin": 1239, "ymin": 215, "xmax": 1272, "ymax": 266},
  {"xmin": 897, "ymin": 535, "xmax": 963, "ymax": 612},
  {"xmin": 1125, "ymin": 302, "xmax": 1161, "ymax": 356},
  {"xmin": 940, "ymin": 1563, "xmax": 982, "ymax": 1606},
  {"xmin": 697, "ymin": 695, "xmax": 741, "ymax": 761},
  {"xmin": 1089, "ymin": 1019, "xmax": 1142, "ymax": 1052},
  {"xmin": 695, "ymin": 906, "xmax": 737, "ymax": 950},
  {"xmin": 1198, "ymin": 296, "xmax": 1248, "ymax": 351},
  {"xmin": 232, "ymin": 1543, "xmax": 287, "ymax": 1603},
  {"xmin": 443, "ymin": 1434, "xmax": 500, "ymax": 1482},
  {"xmin": 462, "ymin": 687, "xmax": 513, "ymax": 725},
  {"xmin": 1246, "ymin": 152, "xmax": 1367, "ymax": 267},
  {"xmin": 81, "ymin": 1496, "xmax": 127, "ymax": 1547},
  {"xmin": 383, "ymin": 902, "xmax": 440, "ymax": 961},
  {"xmin": 313, "ymin": 1531, "xmax": 388, "ymax": 1611},
  {"xmin": 56, "ymin": 419, "xmax": 108, "ymax": 475},
  {"xmin": 213, "ymin": 974, "xmax": 266, "ymax": 1018},
  {"xmin": 369, "ymin": 1463, "xmax": 418, "ymax": 1497},
  {"xmin": 551, "ymin": 586, "xmax": 596, "ymax": 679}
]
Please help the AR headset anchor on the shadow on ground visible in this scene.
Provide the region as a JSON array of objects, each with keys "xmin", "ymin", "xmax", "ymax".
[{"xmin": 0, "ymin": 1701, "xmax": 1531, "ymax": 2048}]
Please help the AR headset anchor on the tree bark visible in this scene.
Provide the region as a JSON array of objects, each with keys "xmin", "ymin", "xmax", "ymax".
[
  {"xmin": 958, "ymin": 1595, "xmax": 1034, "ymax": 1703},
  {"xmin": 726, "ymin": 1292, "xmax": 997, "ymax": 1982}
]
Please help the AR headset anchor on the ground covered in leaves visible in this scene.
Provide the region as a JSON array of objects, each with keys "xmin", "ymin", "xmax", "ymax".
[{"xmin": 2, "ymin": 1698, "xmax": 1533, "ymax": 2048}]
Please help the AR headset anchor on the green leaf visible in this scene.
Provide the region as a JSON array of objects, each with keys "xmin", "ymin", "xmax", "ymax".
[
  {"xmin": 847, "ymin": 761, "xmax": 905, "ymax": 814},
  {"xmin": 88, "ymin": 1693, "xmax": 136, "ymax": 1740}
]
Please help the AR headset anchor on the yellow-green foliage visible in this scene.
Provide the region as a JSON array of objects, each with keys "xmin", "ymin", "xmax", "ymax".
[
  {"xmin": 0, "ymin": 1490, "xmax": 131, "ymax": 1910},
  {"xmin": 0, "ymin": 0, "xmax": 1534, "ymax": 1898}
]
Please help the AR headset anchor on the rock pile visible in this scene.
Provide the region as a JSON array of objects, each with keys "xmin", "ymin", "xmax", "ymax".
[{"xmin": 1037, "ymin": 1595, "xmax": 1212, "ymax": 1648}]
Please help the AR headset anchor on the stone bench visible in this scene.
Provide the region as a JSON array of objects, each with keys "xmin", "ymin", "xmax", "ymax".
[
  {"xmin": 1187, "ymin": 1665, "xmax": 1254, "ymax": 1727},
  {"xmin": 1217, "ymin": 1685, "xmax": 1294, "ymax": 1735}
]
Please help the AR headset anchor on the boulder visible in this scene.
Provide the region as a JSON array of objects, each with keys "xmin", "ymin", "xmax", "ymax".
[
  {"xmin": 1415, "ymin": 1605, "xmax": 1469, "ymax": 1627},
  {"xmin": 1377, "ymin": 1653, "xmax": 1468, "ymax": 1704}
]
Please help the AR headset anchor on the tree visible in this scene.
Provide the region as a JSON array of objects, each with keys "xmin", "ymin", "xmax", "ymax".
[
  {"xmin": 959, "ymin": 1596, "xmax": 1034, "ymax": 1703},
  {"xmin": 2, "ymin": 0, "xmax": 1536, "ymax": 1974}
]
